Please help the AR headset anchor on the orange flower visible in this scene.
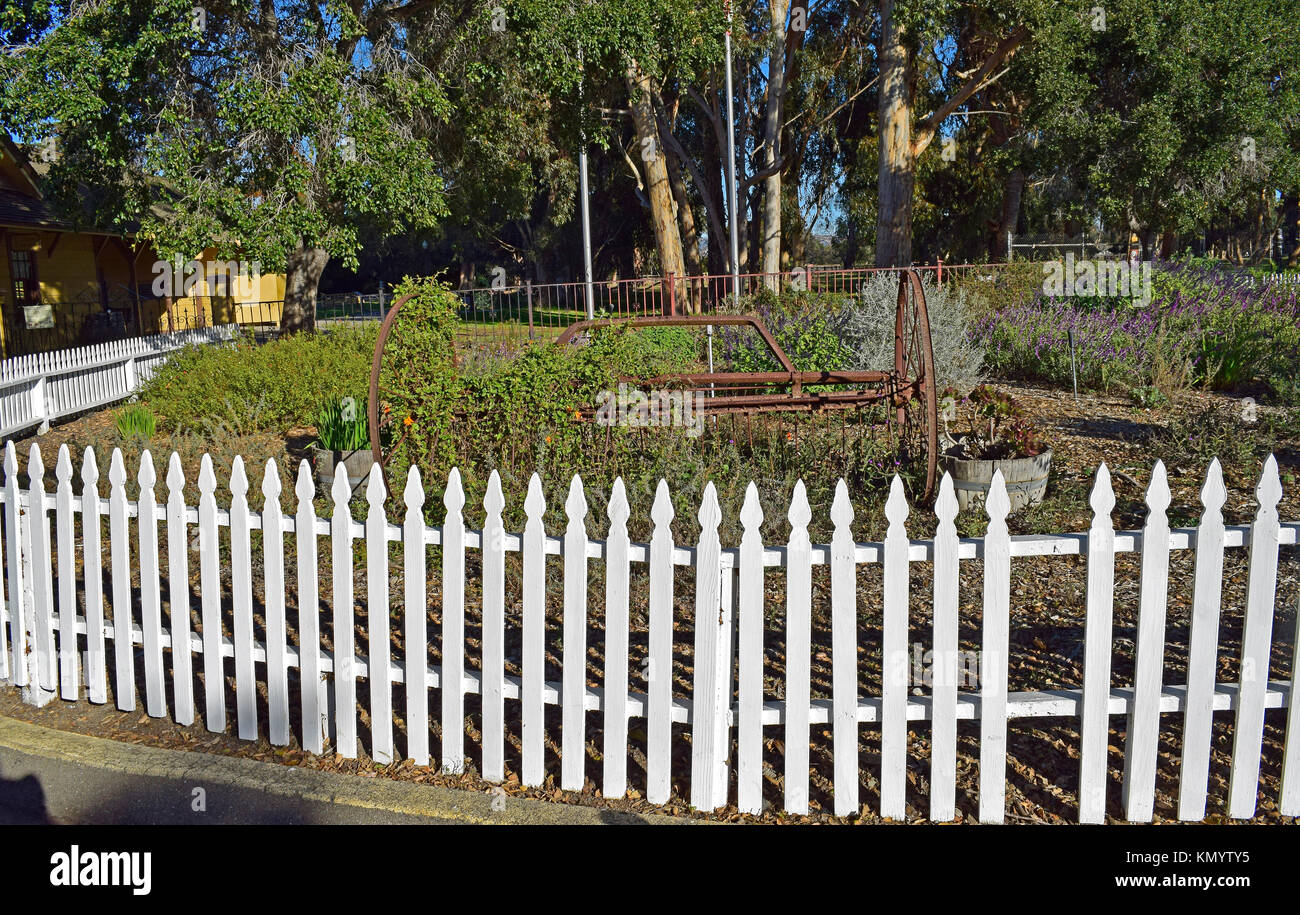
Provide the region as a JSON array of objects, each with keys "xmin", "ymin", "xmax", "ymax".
[
  {"xmin": 573, "ymin": 409, "xmax": 582, "ymax": 419},
  {"xmin": 786, "ymin": 431, "xmax": 794, "ymax": 441},
  {"xmin": 404, "ymin": 415, "xmax": 414, "ymax": 427},
  {"xmin": 545, "ymin": 435, "xmax": 552, "ymax": 444}
]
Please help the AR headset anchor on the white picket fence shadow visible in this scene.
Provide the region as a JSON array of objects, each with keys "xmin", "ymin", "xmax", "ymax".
[
  {"xmin": 1, "ymin": 439, "xmax": 1298, "ymax": 823},
  {"xmin": 0, "ymin": 325, "xmax": 238, "ymax": 440}
]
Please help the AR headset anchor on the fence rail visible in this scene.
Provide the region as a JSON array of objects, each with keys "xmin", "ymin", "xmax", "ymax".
[
  {"xmin": 448, "ymin": 263, "xmax": 1013, "ymax": 347},
  {"xmin": 0, "ymin": 325, "xmax": 238, "ymax": 441},
  {"xmin": 1, "ymin": 442, "xmax": 1296, "ymax": 822}
]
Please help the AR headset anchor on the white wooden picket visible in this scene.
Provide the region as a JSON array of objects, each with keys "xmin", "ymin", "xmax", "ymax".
[
  {"xmin": 1078, "ymin": 464, "xmax": 1116, "ymax": 824},
  {"xmin": 481, "ymin": 471, "xmax": 506, "ymax": 782},
  {"xmin": 978, "ymin": 472, "xmax": 1012, "ymax": 823},
  {"xmin": 0, "ymin": 325, "xmax": 237, "ymax": 440},
  {"xmin": 2, "ymin": 441, "xmax": 1299, "ymax": 825},
  {"xmin": 1178, "ymin": 459, "xmax": 1226, "ymax": 820},
  {"xmin": 1228, "ymin": 456, "xmax": 1283, "ymax": 818},
  {"xmin": 736, "ymin": 483, "xmax": 765, "ymax": 815},
  {"xmin": 646, "ymin": 480, "xmax": 674, "ymax": 804}
]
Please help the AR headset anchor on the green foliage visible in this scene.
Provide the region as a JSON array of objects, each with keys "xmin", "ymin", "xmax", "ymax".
[
  {"xmin": 1130, "ymin": 385, "xmax": 1170, "ymax": 410},
  {"xmin": 140, "ymin": 326, "xmax": 377, "ymax": 434},
  {"xmin": 719, "ymin": 288, "xmax": 854, "ymax": 375},
  {"xmin": 1, "ymin": 1, "xmax": 449, "ymax": 285},
  {"xmin": 941, "ymin": 385, "xmax": 1048, "ymax": 460},
  {"xmin": 115, "ymin": 402, "xmax": 157, "ymax": 441},
  {"xmin": 375, "ymin": 277, "xmax": 464, "ymax": 487},
  {"xmin": 315, "ymin": 396, "xmax": 369, "ymax": 451}
]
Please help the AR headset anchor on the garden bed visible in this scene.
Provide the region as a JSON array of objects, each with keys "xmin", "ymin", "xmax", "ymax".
[{"xmin": 4, "ymin": 378, "xmax": 1298, "ymax": 824}]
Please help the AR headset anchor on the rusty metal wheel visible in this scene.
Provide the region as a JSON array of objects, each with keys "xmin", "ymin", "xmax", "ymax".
[{"xmin": 893, "ymin": 269, "xmax": 939, "ymax": 502}]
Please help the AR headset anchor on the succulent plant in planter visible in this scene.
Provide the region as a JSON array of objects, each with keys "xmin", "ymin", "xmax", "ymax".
[
  {"xmin": 938, "ymin": 385, "xmax": 1052, "ymax": 512},
  {"xmin": 312, "ymin": 395, "xmax": 373, "ymax": 493}
]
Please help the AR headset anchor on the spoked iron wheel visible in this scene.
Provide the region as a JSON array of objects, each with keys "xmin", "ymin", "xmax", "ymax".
[{"xmin": 893, "ymin": 269, "xmax": 939, "ymax": 502}]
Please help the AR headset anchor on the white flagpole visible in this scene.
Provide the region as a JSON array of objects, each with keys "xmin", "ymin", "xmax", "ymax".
[{"xmin": 579, "ymin": 47, "xmax": 595, "ymax": 319}]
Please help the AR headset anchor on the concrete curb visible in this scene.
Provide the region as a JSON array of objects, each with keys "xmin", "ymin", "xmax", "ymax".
[{"xmin": 0, "ymin": 714, "xmax": 701, "ymax": 825}]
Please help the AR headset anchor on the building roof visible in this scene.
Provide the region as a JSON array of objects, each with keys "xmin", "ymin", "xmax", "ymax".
[{"xmin": 0, "ymin": 188, "xmax": 70, "ymax": 231}]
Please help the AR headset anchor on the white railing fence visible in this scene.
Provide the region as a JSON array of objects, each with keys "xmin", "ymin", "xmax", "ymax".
[
  {"xmin": 0, "ymin": 325, "xmax": 238, "ymax": 441},
  {"xmin": 1, "ymin": 440, "xmax": 1297, "ymax": 823}
]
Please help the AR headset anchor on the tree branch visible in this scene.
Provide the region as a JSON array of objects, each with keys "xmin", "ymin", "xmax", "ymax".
[{"xmin": 911, "ymin": 25, "xmax": 1028, "ymax": 158}]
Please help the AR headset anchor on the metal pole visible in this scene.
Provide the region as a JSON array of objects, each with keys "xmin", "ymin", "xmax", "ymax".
[
  {"xmin": 1067, "ymin": 326, "xmax": 1079, "ymax": 401},
  {"xmin": 725, "ymin": 4, "xmax": 741, "ymax": 306},
  {"xmin": 711, "ymin": 0, "xmax": 742, "ymax": 391},
  {"xmin": 579, "ymin": 47, "xmax": 595, "ymax": 320}
]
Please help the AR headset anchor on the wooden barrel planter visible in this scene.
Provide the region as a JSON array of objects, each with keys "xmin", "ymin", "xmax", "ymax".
[
  {"xmin": 312, "ymin": 446, "xmax": 375, "ymax": 494},
  {"xmin": 939, "ymin": 449, "xmax": 1052, "ymax": 513}
]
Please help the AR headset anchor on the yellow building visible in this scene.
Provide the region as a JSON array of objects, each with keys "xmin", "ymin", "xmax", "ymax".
[{"xmin": 0, "ymin": 136, "xmax": 285, "ymax": 358}]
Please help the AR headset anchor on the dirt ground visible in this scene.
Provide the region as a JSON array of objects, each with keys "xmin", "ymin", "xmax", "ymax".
[{"xmin": 1, "ymin": 381, "xmax": 1297, "ymax": 824}]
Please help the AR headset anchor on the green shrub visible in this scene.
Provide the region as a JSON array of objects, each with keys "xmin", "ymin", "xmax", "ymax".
[
  {"xmin": 115, "ymin": 402, "xmax": 156, "ymax": 440},
  {"xmin": 375, "ymin": 276, "xmax": 464, "ymax": 488},
  {"xmin": 140, "ymin": 324, "xmax": 377, "ymax": 434},
  {"xmin": 315, "ymin": 395, "xmax": 369, "ymax": 450}
]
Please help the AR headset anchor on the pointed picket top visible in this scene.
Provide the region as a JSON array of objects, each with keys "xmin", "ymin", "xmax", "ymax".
[
  {"xmin": 986, "ymin": 469, "xmax": 1011, "ymax": 527},
  {"xmin": 404, "ymin": 464, "xmax": 424, "ymax": 511},
  {"xmin": 651, "ymin": 478, "xmax": 674, "ymax": 526},
  {"xmin": 565, "ymin": 474, "xmax": 587, "ymax": 522},
  {"xmin": 137, "ymin": 449, "xmax": 156, "ymax": 491},
  {"xmin": 3, "ymin": 440, "xmax": 15, "ymax": 479},
  {"xmin": 294, "ymin": 459, "xmax": 313, "ymax": 503},
  {"xmin": 831, "ymin": 478, "xmax": 854, "ymax": 529},
  {"xmin": 330, "ymin": 460, "xmax": 351, "ymax": 508},
  {"xmin": 82, "ymin": 446, "xmax": 99, "ymax": 488},
  {"xmin": 607, "ymin": 477, "xmax": 628, "ymax": 527},
  {"xmin": 885, "ymin": 474, "xmax": 909, "ymax": 530},
  {"xmin": 1089, "ymin": 462, "xmax": 1116, "ymax": 519},
  {"xmin": 55, "ymin": 444, "xmax": 72, "ymax": 485},
  {"xmin": 786, "ymin": 479, "xmax": 811, "ymax": 532},
  {"xmin": 1256, "ymin": 454, "xmax": 1282, "ymax": 513},
  {"xmin": 698, "ymin": 480, "xmax": 722, "ymax": 533},
  {"xmin": 365, "ymin": 461, "xmax": 386, "ymax": 506},
  {"xmin": 229, "ymin": 455, "xmax": 249, "ymax": 499},
  {"xmin": 198, "ymin": 452, "xmax": 217, "ymax": 495},
  {"xmin": 28, "ymin": 442, "xmax": 45, "ymax": 486},
  {"xmin": 166, "ymin": 451, "xmax": 184, "ymax": 494},
  {"xmin": 485, "ymin": 469, "xmax": 505, "ymax": 518},
  {"xmin": 1200, "ymin": 458, "xmax": 1227, "ymax": 514},
  {"xmin": 740, "ymin": 481, "xmax": 763, "ymax": 531},
  {"xmin": 1144, "ymin": 460, "xmax": 1171, "ymax": 515},
  {"xmin": 262, "ymin": 459, "xmax": 281, "ymax": 502},
  {"xmin": 443, "ymin": 466, "xmax": 465, "ymax": 514},
  {"xmin": 935, "ymin": 472, "xmax": 958, "ymax": 526},
  {"xmin": 524, "ymin": 472, "xmax": 545, "ymax": 519}
]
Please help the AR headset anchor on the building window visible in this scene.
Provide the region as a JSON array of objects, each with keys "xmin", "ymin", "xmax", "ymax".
[{"xmin": 10, "ymin": 249, "xmax": 39, "ymax": 307}]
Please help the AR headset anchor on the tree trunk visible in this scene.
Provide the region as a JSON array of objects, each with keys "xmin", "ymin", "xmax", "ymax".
[
  {"xmin": 843, "ymin": 213, "xmax": 859, "ymax": 268},
  {"xmin": 282, "ymin": 244, "xmax": 328, "ymax": 334},
  {"xmin": 701, "ymin": 121, "xmax": 728, "ymax": 275},
  {"xmin": 666, "ymin": 151, "xmax": 702, "ymax": 276},
  {"xmin": 625, "ymin": 62, "xmax": 686, "ymax": 286},
  {"xmin": 761, "ymin": 0, "xmax": 791, "ymax": 285},
  {"xmin": 989, "ymin": 168, "xmax": 1025, "ymax": 261},
  {"xmin": 875, "ymin": 0, "xmax": 913, "ymax": 267},
  {"xmin": 1283, "ymin": 193, "xmax": 1299, "ymax": 267}
]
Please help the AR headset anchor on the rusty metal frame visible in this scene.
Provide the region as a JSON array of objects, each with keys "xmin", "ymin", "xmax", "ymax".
[{"xmin": 368, "ymin": 270, "xmax": 939, "ymax": 498}]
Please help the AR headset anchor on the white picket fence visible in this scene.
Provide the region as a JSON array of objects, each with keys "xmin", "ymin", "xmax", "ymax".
[
  {"xmin": 0, "ymin": 325, "xmax": 239, "ymax": 440},
  {"xmin": 1, "ymin": 440, "xmax": 1297, "ymax": 823}
]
